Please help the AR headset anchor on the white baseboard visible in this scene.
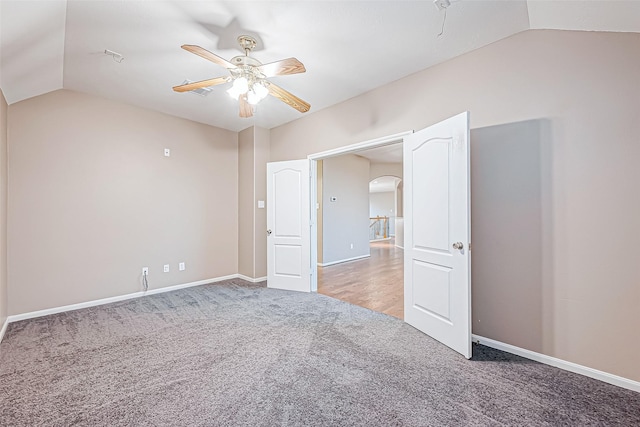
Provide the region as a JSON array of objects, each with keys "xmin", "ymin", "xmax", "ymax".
[
  {"xmin": 237, "ymin": 274, "xmax": 267, "ymax": 283},
  {"xmin": 318, "ymin": 254, "xmax": 370, "ymax": 267},
  {"xmin": 395, "ymin": 244, "xmax": 404, "ymax": 249},
  {"xmin": 369, "ymin": 237, "xmax": 392, "ymax": 242},
  {"xmin": 0, "ymin": 317, "xmax": 7, "ymax": 343},
  {"xmin": 7, "ymin": 274, "xmax": 238, "ymax": 324},
  {"xmin": 473, "ymin": 334, "xmax": 640, "ymax": 393}
]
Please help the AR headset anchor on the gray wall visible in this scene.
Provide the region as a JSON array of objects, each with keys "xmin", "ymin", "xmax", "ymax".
[
  {"xmin": 322, "ymin": 154, "xmax": 370, "ymax": 265},
  {"xmin": 470, "ymin": 120, "xmax": 548, "ymax": 355},
  {"xmin": 369, "ymin": 191, "xmax": 395, "ymax": 218},
  {"xmin": 8, "ymin": 89, "xmax": 239, "ymax": 315},
  {"xmin": 269, "ymin": 30, "xmax": 640, "ymax": 382},
  {"xmin": 369, "ymin": 191, "xmax": 395, "ymax": 236}
]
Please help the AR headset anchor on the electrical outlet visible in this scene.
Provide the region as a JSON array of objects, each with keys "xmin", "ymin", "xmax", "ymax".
[
  {"xmin": 142, "ymin": 267, "xmax": 149, "ymax": 275},
  {"xmin": 179, "ymin": 262, "xmax": 185, "ymax": 271},
  {"xmin": 163, "ymin": 264, "xmax": 170, "ymax": 273}
]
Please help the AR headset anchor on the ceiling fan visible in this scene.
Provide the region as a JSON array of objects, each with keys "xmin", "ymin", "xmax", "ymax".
[{"xmin": 173, "ymin": 35, "xmax": 310, "ymax": 118}]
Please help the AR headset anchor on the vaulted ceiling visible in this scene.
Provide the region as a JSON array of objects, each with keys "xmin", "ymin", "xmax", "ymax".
[{"xmin": 1, "ymin": 1, "xmax": 638, "ymax": 132}]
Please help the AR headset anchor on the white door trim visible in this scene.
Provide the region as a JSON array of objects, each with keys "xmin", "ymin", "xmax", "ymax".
[
  {"xmin": 307, "ymin": 131, "xmax": 413, "ymax": 292},
  {"xmin": 308, "ymin": 131, "xmax": 413, "ymax": 161}
]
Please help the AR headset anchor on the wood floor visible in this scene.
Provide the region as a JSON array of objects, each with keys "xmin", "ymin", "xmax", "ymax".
[{"xmin": 318, "ymin": 239, "xmax": 404, "ymax": 319}]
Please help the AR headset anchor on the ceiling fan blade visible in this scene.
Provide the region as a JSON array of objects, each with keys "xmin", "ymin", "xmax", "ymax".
[
  {"xmin": 257, "ymin": 58, "xmax": 306, "ymax": 77},
  {"xmin": 172, "ymin": 77, "xmax": 229, "ymax": 93},
  {"xmin": 267, "ymin": 83, "xmax": 310, "ymax": 113},
  {"xmin": 239, "ymin": 95, "xmax": 253, "ymax": 118},
  {"xmin": 181, "ymin": 45, "xmax": 236, "ymax": 69}
]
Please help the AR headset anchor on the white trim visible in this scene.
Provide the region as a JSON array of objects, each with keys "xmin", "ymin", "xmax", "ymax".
[
  {"xmin": 395, "ymin": 244, "xmax": 404, "ymax": 249},
  {"xmin": 308, "ymin": 131, "xmax": 412, "ymax": 160},
  {"xmin": 0, "ymin": 318, "xmax": 8, "ymax": 343},
  {"xmin": 7, "ymin": 275, "xmax": 238, "ymax": 323},
  {"xmin": 318, "ymin": 254, "xmax": 370, "ymax": 267},
  {"xmin": 473, "ymin": 334, "xmax": 640, "ymax": 393},
  {"xmin": 237, "ymin": 274, "xmax": 267, "ymax": 283}
]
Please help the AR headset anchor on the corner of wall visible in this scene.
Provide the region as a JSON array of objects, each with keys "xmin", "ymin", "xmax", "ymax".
[{"xmin": 0, "ymin": 88, "xmax": 8, "ymax": 330}]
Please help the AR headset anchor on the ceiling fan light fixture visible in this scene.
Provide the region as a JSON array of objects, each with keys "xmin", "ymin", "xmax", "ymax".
[
  {"xmin": 253, "ymin": 82, "xmax": 269, "ymax": 100},
  {"xmin": 226, "ymin": 76, "xmax": 249, "ymax": 99},
  {"xmin": 174, "ymin": 40, "xmax": 310, "ymax": 117}
]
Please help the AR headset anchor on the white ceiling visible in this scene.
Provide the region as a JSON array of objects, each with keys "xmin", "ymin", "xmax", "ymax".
[
  {"xmin": 356, "ymin": 143, "xmax": 403, "ymax": 164},
  {"xmin": 1, "ymin": 1, "xmax": 639, "ymax": 132}
]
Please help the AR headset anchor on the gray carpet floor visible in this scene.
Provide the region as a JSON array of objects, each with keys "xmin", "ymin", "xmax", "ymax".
[{"xmin": 1, "ymin": 279, "xmax": 638, "ymax": 426}]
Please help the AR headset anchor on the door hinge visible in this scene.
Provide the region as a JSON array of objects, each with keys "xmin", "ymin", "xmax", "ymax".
[{"xmin": 469, "ymin": 242, "xmax": 472, "ymax": 251}]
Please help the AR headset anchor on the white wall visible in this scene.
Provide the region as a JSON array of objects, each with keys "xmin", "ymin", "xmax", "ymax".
[
  {"xmin": 269, "ymin": 30, "xmax": 640, "ymax": 382},
  {"xmin": 322, "ymin": 154, "xmax": 370, "ymax": 265}
]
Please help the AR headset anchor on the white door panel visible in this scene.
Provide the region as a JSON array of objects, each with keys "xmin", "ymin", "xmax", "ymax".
[
  {"xmin": 404, "ymin": 112, "xmax": 471, "ymax": 358},
  {"xmin": 267, "ymin": 160, "xmax": 311, "ymax": 292}
]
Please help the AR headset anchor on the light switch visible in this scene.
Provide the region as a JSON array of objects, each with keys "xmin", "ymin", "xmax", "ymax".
[
  {"xmin": 164, "ymin": 148, "xmax": 171, "ymax": 157},
  {"xmin": 257, "ymin": 200, "xmax": 265, "ymax": 209}
]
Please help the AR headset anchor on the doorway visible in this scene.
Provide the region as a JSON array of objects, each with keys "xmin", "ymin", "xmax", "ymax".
[
  {"xmin": 310, "ymin": 135, "xmax": 408, "ymax": 319},
  {"xmin": 268, "ymin": 112, "xmax": 472, "ymax": 358}
]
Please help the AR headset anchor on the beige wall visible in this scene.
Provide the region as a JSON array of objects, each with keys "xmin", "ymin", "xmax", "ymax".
[
  {"xmin": 369, "ymin": 162, "xmax": 402, "ymax": 181},
  {"xmin": 237, "ymin": 126, "xmax": 269, "ymax": 280},
  {"xmin": 238, "ymin": 127, "xmax": 254, "ymax": 278},
  {"xmin": 253, "ymin": 127, "xmax": 269, "ymax": 279},
  {"xmin": 0, "ymin": 89, "xmax": 7, "ymax": 327},
  {"xmin": 270, "ymin": 30, "xmax": 640, "ymax": 382},
  {"xmin": 8, "ymin": 89, "xmax": 238, "ymax": 315}
]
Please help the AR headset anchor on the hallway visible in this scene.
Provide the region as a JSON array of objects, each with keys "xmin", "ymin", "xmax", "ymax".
[{"xmin": 317, "ymin": 239, "xmax": 403, "ymax": 319}]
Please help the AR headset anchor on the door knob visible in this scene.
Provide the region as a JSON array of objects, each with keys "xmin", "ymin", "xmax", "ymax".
[
  {"xmin": 267, "ymin": 229, "xmax": 272, "ymax": 236},
  {"xmin": 452, "ymin": 242, "xmax": 464, "ymax": 250}
]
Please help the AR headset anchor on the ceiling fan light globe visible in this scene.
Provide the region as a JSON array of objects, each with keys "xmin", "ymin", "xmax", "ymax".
[
  {"xmin": 233, "ymin": 77, "xmax": 249, "ymax": 94},
  {"xmin": 226, "ymin": 86, "xmax": 240, "ymax": 100},
  {"xmin": 253, "ymin": 82, "xmax": 269, "ymax": 100}
]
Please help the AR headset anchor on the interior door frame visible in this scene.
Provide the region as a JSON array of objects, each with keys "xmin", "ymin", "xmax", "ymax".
[{"xmin": 307, "ymin": 131, "xmax": 413, "ymax": 292}]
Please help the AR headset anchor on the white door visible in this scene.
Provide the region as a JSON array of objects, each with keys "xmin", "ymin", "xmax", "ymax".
[
  {"xmin": 403, "ymin": 112, "xmax": 471, "ymax": 358},
  {"xmin": 266, "ymin": 160, "xmax": 311, "ymax": 292}
]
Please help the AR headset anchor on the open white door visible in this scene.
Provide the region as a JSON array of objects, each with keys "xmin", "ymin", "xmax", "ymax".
[
  {"xmin": 404, "ymin": 112, "xmax": 471, "ymax": 358},
  {"xmin": 266, "ymin": 160, "xmax": 311, "ymax": 292}
]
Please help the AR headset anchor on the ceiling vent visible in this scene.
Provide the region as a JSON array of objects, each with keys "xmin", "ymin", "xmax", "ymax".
[{"xmin": 181, "ymin": 80, "xmax": 214, "ymax": 97}]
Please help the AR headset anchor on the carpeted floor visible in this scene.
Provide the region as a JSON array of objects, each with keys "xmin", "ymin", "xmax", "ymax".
[{"xmin": 1, "ymin": 279, "xmax": 638, "ymax": 426}]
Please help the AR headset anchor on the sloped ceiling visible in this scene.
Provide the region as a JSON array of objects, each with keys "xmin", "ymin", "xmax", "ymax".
[{"xmin": 1, "ymin": 0, "xmax": 638, "ymax": 132}]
